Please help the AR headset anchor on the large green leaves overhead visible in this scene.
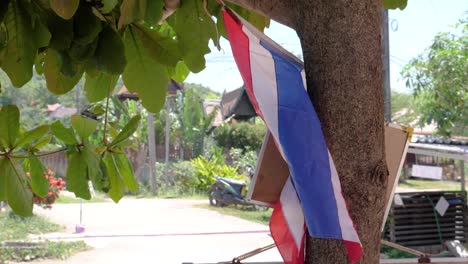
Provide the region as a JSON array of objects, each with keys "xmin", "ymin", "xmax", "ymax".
[
  {"xmin": 383, "ymin": 0, "xmax": 408, "ymax": 10},
  {"xmin": 133, "ymin": 25, "xmax": 182, "ymax": 67},
  {"xmin": 118, "ymin": 0, "xmax": 146, "ymax": 29},
  {"xmin": 172, "ymin": 0, "xmax": 217, "ymax": 73},
  {"xmin": 84, "ymin": 70, "xmax": 119, "ymax": 103},
  {"xmin": 0, "ymin": 1, "xmax": 51, "ymax": 87},
  {"xmin": 123, "ymin": 26, "xmax": 168, "ymax": 113},
  {"xmin": 44, "ymin": 49, "xmax": 83, "ymax": 95},
  {"xmin": 94, "ymin": 26, "xmax": 127, "ymax": 74},
  {"xmin": 50, "ymin": 0, "xmax": 80, "ymax": 20}
]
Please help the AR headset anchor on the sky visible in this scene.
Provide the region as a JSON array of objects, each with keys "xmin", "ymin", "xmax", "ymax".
[{"xmin": 185, "ymin": 0, "xmax": 467, "ymax": 94}]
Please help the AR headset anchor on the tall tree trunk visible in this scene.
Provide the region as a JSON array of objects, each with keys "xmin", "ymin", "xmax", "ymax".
[
  {"xmin": 296, "ymin": 1, "xmax": 387, "ymax": 263},
  {"xmin": 228, "ymin": 0, "xmax": 388, "ymax": 262}
]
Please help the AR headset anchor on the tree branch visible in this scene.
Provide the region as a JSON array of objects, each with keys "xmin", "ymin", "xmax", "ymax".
[{"xmin": 225, "ymin": 0, "xmax": 298, "ymax": 29}]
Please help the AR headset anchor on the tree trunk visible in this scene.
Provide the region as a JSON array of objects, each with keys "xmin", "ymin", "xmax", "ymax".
[
  {"xmin": 296, "ymin": 1, "xmax": 387, "ymax": 263},
  {"xmin": 228, "ymin": 0, "xmax": 388, "ymax": 263}
]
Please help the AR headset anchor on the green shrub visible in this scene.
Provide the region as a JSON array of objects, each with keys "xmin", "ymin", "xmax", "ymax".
[
  {"xmin": 191, "ymin": 156, "xmax": 245, "ymax": 192},
  {"xmin": 172, "ymin": 161, "xmax": 197, "ymax": 190},
  {"xmin": 229, "ymin": 148, "xmax": 258, "ymax": 177},
  {"xmin": 214, "ymin": 122, "xmax": 266, "ymax": 152}
]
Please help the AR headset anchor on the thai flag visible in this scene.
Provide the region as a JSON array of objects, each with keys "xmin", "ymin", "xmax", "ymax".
[{"xmin": 223, "ymin": 9, "xmax": 363, "ymax": 264}]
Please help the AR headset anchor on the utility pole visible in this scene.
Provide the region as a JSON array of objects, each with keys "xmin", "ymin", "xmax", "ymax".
[
  {"xmin": 164, "ymin": 97, "xmax": 170, "ymax": 183},
  {"xmin": 382, "ymin": 9, "xmax": 391, "ymax": 122},
  {"xmin": 147, "ymin": 113, "xmax": 157, "ymax": 195}
]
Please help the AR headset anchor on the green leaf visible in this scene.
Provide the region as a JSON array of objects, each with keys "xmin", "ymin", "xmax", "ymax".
[
  {"xmin": 99, "ymin": 0, "xmax": 118, "ymax": 14},
  {"xmin": 34, "ymin": 52, "xmax": 46, "ymax": 75},
  {"xmin": 44, "ymin": 49, "xmax": 83, "ymax": 95},
  {"xmin": 15, "ymin": 125, "xmax": 50, "ymax": 148},
  {"xmin": 123, "ymin": 27, "xmax": 168, "ymax": 112},
  {"xmin": 1, "ymin": 158, "xmax": 33, "ymax": 217},
  {"xmin": 172, "ymin": 0, "xmax": 217, "ymax": 73},
  {"xmin": 84, "ymin": 71, "xmax": 119, "ymax": 103},
  {"xmin": 51, "ymin": 121, "xmax": 78, "ymax": 145},
  {"xmin": 118, "ymin": 0, "xmax": 146, "ymax": 29},
  {"xmin": 383, "ymin": 0, "xmax": 408, "ymax": 10},
  {"xmin": 33, "ymin": 135, "xmax": 52, "ymax": 150},
  {"xmin": 81, "ymin": 147, "xmax": 104, "ymax": 191},
  {"xmin": 144, "ymin": 0, "xmax": 164, "ymax": 26},
  {"xmin": 47, "ymin": 14, "xmax": 74, "ymax": 50},
  {"xmin": 113, "ymin": 153, "xmax": 138, "ymax": 192},
  {"xmin": 133, "ymin": 25, "xmax": 182, "ymax": 67},
  {"xmin": 34, "ymin": 21, "xmax": 52, "ymax": 49},
  {"xmin": 50, "ymin": 0, "xmax": 80, "ymax": 20},
  {"xmin": 227, "ymin": 3, "xmax": 270, "ymax": 32},
  {"xmin": 67, "ymin": 151, "xmax": 91, "ymax": 200},
  {"xmin": 0, "ymin": 157, "xmax": 6, "ymax": 201},
  {"xmin": 0, "ymin": 2, "xmax": 42, "ymax": 86},
  {"xmin": 169, "ymin": 61, "xmax": 190, "ymax": 82},
  {"xmin": 0, "ymin": 0, "xmax": 11, "ymax": 23},
  {"xmin": 108, "ymin": 114, "xmax": 141, "ymax": 147},
  {"xmin": 103, "ymin": 153, "xmax": 125, "ymax": 202},
  {"xmin": 68, "ymin": 38, "xmax": 99, "ymax": 62},
  {"xmin": 71, "ymin": 115, "xmax": 98, "ymax": 141},
  {"xmin": 73, "ymin": 5, "xmax": 103, "ymax": 45},
  {"xmin": 0, "ymin": 105, "xmax": 20, "ymax": 148},
  {"xmin": 93, "ymin": 26, "xmax": 127, "ymax": 74},
  {"xmin": 27, "ymin": 158, "xmax": 49, "ymax": 198}
]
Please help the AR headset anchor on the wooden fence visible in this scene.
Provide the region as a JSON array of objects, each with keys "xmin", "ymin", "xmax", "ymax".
[{"xmin": 384, "ymin": 191, "xmax": 468, "ymax": 253}]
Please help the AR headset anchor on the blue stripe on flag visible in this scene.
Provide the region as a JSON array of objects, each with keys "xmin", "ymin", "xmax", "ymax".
[{"xmin": 260, "ymin": 41, "xmax": 343, "ymax": 239}]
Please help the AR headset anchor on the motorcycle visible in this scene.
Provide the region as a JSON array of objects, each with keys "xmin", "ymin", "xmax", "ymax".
[{"xmin": 208, "ymin": 176, "xmax": 249, "ymax": 207}]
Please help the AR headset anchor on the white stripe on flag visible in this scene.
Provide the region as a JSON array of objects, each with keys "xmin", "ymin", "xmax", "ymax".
[
  {"xmin": 243, "ymin": 26, "xmax": 280, "ymax": 141},
  {"xmin": 328, "ymin": 151, "xmax": 361, "ymax": 244},
  {"xmin": 300, "ymin": 70, "xmax": 307, "ymax": 91},
  {"xmin": 280, "ymin": 177, "xmax": 305, "ymax": 249}
]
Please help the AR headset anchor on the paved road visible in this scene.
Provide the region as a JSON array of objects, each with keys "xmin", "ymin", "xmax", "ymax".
[{"xmin": 32, "ymin": 198, "xmax": 281, "ymax": 264}]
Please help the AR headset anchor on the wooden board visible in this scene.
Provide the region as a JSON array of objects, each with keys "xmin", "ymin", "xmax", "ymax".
[
  {"xmin": 246, "ymin": 132, "xmax": 289, "ymax": 206},
  {"xmin": 247, "ymin": 123, "xmax": 411, "ymax": 226}
]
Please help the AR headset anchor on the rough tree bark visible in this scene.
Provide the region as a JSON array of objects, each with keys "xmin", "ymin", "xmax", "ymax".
[{"xmin": 227, "ymin": 0, "xmax": 388, "ymax": 263}]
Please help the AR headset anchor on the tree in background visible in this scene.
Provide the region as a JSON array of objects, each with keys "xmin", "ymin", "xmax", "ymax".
[
  {"xmin": 179, "ymin": 88, "xmax": 216, "ymax": 156},
  {"xmin": 402, "ymin": 17, "xmax": 467, "ymax": 136}
]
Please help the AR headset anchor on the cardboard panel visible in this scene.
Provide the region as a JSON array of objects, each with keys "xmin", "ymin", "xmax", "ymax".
[
  {"xmin": 247, "ymin": 124, "xmax": 411, "ymax": 223},
  {"xmin": 247, "ymin": 132, "xmax": 289, "ymax": 206}
]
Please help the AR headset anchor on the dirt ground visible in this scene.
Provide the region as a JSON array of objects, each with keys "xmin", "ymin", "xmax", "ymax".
[{"xmin": 30, "ymin": 198, "xmax": 281, "ymax": 264}]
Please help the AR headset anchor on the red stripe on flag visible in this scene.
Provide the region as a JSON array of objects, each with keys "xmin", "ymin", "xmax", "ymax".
[
  {"xmin": 222, "ymin": 10, "xmax": 263, "ymax": 118},
  {"xmin": 269, "ymin": 202, "xmax": 305, "ymax": 264},
  {"xmin": 344, "ymin": 241, "xmax": 363, "ymax": 264}
]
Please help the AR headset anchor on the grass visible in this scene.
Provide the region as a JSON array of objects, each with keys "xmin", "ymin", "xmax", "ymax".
[
  {"xmin": 136, "ymin": 185, "xmax": 208, "ymax": 200},
  {"xmin": 0, "ymin": 210, "xmax": 90, "ymax": 263},
  {"xmin": 0, "ymin": 211, "xmax": 63, "ymax": 241},
  {"xmin": 399, "ymin": 179, "xmax": 463, "ymax": 191},
  {"xmin": 0, "ymin": 241, "xmax": 91, "ymax": 262},
  {"xmin": 196, "ymin": 204, "xmax": 272, "ymax": 225},
  {"xmin": 55, "ymin": 194, "xmax": 108, "ymax": 204}
]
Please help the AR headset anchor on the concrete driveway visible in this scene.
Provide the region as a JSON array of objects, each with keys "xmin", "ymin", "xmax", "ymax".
[{"xmin": 32, "ymin": 198, "xmax": 281, "ymax": 264}]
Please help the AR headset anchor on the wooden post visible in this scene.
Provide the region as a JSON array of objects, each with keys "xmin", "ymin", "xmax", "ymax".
[
  {"xmin": 147, "ymin": 113, "xmax": 157, "ymax": 195},
  {"xmin": 382, "ymin": 9, "xmax": 391, "ymax": 122},
  {"xmin": 164, "ymin": 98, "xmax": 171, "ymax": 183},
  {"xmin": 461, "ymin": 161, "xmax": 465, "ymax": 192}
]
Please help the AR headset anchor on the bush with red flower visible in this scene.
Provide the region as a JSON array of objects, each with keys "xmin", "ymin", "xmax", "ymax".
[{"xmin": 28, "ymin": 168, "xmax": 66, "ymax": 209}]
